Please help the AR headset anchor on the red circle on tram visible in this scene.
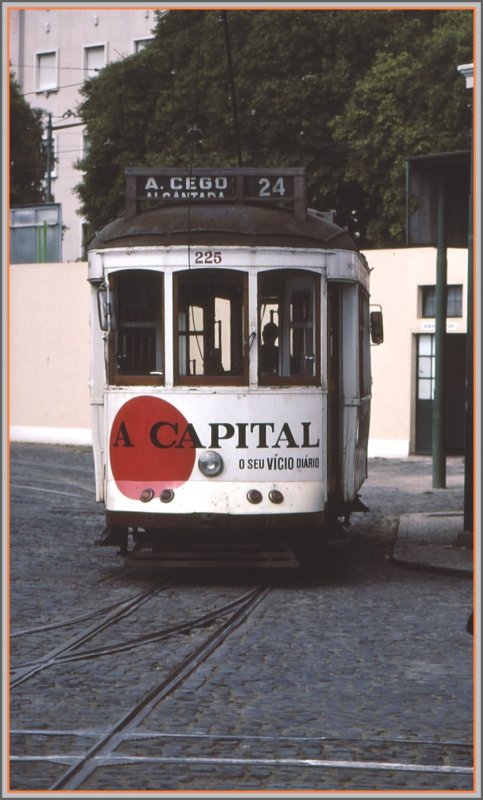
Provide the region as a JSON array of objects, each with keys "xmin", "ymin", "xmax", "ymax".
[{"xmin": 109, "ymin": 396, "xmax": 196, "ymax": 499}]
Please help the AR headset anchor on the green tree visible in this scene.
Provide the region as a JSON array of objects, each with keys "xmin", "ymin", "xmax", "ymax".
[
  {"xmin": 76, "ymin": 9, "xmax": 472, "ymax": 247},
  {"xmin": 330, "ymin": 10, "xmax": 473, "ymax": 244},
  {"xmin": 10, "ymin": 73, "xmax": 47, "ymax": 204}
]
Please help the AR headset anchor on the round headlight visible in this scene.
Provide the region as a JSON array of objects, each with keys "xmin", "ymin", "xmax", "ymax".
[{"xmin": 198, "ymin": 450, "xmax": 224, "ymax": 477}]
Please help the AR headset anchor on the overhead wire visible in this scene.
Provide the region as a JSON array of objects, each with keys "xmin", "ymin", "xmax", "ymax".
[
  {"xmin": 186, "ymin": 12, "xmax": 206, "ymax": 371},
  {"xmin": 221, "ymin": 11, "xmax": 243, "ymax": 168}
]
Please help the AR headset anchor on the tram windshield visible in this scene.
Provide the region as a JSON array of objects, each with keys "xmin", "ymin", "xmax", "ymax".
[
  {"xmin": 258, "ymin": 270, "xmax": 319, "ymax": 385},
  {"xmin": 174, "ymin": 269, "xmax": 247, "ymax": 385},
  {"xmin": 109, "ymin": 270, "xmax": 163, "ymax": 384},
  {"xmin": 105, "ymin": 267, "xmax": 319, "ymax": 387}
]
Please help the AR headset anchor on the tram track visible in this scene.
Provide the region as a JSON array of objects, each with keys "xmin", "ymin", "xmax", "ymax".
[
  {"xmin": 9, "ymin": 586, "xmax": 165, "ymax": 688},
  {"xmin": 11, "ymin": 578, "xmax": 472, "ymax": 791},
  {"xmin": 10, "ymin": 729, "xmax": 472, "ymax": 785},
  {"xmin": 48, "ymin": 585, "xmax": 270, "ymax": 790},
  {"xmin": 11, "ymin": 588, "xmax": 269, "ymax": 673}
]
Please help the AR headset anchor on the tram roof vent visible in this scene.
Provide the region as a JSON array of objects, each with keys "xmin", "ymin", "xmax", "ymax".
[{"xmin": 125, "ymin": 167, "xmax": 307, "ymax": 221}]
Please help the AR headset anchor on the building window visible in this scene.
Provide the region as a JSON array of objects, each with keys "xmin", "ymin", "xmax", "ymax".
[
  {"xmin": 43, "ymin": 131, "xmax": 57, "ymax": 179},
  {"xmin": 10, "ymin": 204, "xmax": 62, "ymax": 264},
  {"xmin": 417, "ymin": 334, "xmax": 435, "ymax": 400},
  {"xmin": 84, "ymin": 44, "xmax": 106, "ymax": 79},
  {"xmin": 133, "ymin": 37, "xmax": 154, "ymax": 53},
  {"xmin": 81, "ymin": 132, "xmax": 91, "ymax": 159},
  {"xmin": 421, "ymin": 285, "xmax": 463, "ymax": 318},
  {"xmin": 35, "ymin": 51, "xmax": 58, "ymax": 92}
]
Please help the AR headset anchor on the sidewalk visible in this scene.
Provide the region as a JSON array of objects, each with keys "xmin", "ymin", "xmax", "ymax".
[{"xmin": 392, "ymin": 511, "xmax": 474, "ymax": 577}]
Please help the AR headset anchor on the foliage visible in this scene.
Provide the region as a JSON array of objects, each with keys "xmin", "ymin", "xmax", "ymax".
[
  {"xmin": 10, "ymin": 73, "xmax": 47, "ymax": 204},
  {"xmin": 75, "ymin": 9, "xmax": 472, "ymax": 247},
  {"xmin": 330, "ymin": 10, "xmax": 473, "ymax": 243}
]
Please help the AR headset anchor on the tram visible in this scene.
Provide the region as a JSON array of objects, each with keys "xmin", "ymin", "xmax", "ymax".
[{"xmin": 88, "ymin": 167, "xmax": 382, "ymax": 563}]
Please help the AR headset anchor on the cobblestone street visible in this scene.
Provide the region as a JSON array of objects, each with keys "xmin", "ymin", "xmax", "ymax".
[{"xmin": 8, "ymin": 445, "xmax": 474, "ymax": 795}]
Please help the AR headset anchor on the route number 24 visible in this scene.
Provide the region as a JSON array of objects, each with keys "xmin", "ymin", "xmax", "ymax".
[{"xmin": 258, "ymin": 177, "xmax": 286, "ymax": 197}]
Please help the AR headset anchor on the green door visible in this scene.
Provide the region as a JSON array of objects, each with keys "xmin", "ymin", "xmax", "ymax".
[{"xmin": 415, "ymin": 333, "xmax": 466, "ymax": 454}]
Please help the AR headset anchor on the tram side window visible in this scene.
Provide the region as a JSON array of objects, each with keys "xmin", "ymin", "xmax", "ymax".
[
  {"xmin": 109, "ymin": 270, "xmax": 163, "ymax": 383},
  {"xmin": 258, "ymin": 270, "xmax": 319, "ymax": 384},
  {"xmin": 175, "ymin": 269, "xmax": 247, "ymax": 384}
]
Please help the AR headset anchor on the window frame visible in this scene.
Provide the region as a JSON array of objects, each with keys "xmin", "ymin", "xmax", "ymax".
[
  {"xmin": 420, "ymin": 284, "xmax": 463, "ymax": 319},
  {"xmin": 43, "ymin": 131, "xmax": 57, "ymax": 179},
  {"xmin": 417, "ymin": 333, "xmax": 435, "ymax": 400},
  {"xmin": 83, "ymin": 43, "xmax": 107, "ymax": 79},
  {"xmin": 258, "ymin": 269, "xmax": 321, "ymax": 387},
  {"xmin": 173, "ymin": 267, "xmax": 249, "ymax": 387},
  {"xmin": 35, "ymin": 50, "xmax": 58, "ymax": 93},
  {"xmin": 108, "ymin": 269, "xmax": 164, "ymax": 386},
  {"xmin": 133, "ymin": 37, "xmax": 155, "ymax": 53}
]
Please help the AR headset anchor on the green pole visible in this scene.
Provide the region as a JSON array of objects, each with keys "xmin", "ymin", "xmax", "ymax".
[
  {"xmin": 463, "ymin": 129, "xmax": 473, "ymax": 535},
  {"xmin": 432, "ymin": 172, "xmax": 447, "ymax": 488},
  {"xmin": 37, "ymin": 221, "xmax": 47, "ymax": 263}
]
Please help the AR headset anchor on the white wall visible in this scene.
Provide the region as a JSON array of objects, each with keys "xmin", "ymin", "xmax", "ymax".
[
  {"xmin": 9, "ymin": 262, "xmax": 91, "ymax": 444},
  {"xmin": 367, "ymin": 247, "xmax": 468, "ymax": 456}
]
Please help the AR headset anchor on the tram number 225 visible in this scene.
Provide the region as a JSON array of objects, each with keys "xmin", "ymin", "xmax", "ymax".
[{"xmin": 194, "ymin": 250, "xmax": 223, "ymax": 264}]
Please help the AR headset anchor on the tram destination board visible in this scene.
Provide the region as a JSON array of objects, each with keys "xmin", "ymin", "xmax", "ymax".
[{"xmin": 125, "ymin": 167, "xmax": 307, "ymax": 219}]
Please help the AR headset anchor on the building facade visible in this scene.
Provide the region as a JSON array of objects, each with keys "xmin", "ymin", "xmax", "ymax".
[
  {"xmin": 368, "ymin": 247, "xmax": 469, "ymax": 457},
  {"xmin": 9, "ymin": 7, "xmax": 160, "ymax": 261}
]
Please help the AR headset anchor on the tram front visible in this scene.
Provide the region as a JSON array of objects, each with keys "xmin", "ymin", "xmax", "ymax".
[{"xmin": 87, "ymin": 168, "xmax": 371, "ymax": 560}]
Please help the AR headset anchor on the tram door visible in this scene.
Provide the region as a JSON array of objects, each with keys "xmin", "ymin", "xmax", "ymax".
[
  {"xmin": 326, "ymin": 283, "xmax": 370, "ymax": 501},
  {"xmin": 327, "ymin": 284, "xmax": 341, "ymax": 497}
]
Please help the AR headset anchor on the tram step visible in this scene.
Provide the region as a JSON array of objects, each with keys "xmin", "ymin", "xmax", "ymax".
[{"xmin": 121, "ymin": 539, "xmax": 300, "ymax": 569}]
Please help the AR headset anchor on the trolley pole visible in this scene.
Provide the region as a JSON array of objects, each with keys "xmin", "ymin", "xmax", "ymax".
[{"xmin": 432, "ymin": 173, "xmax": 447, "ymax": 489}]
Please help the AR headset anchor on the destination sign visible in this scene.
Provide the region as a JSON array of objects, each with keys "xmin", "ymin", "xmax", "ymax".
[
  {"xmin": 139, "ymin": 174, "xmax": 236, "ymax": 200},
  {"xmin": 125, "ymin": 168, "xmax": 306, "ymax": 219},
  {"xmin": 135, "ymin": 173, "xmax": 295, "ymax": 201}
]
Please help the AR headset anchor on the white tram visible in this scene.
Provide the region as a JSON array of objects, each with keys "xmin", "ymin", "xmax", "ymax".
[{"xmin": 88, "ymin": 168, "xmax": 382, "ymax": 561}]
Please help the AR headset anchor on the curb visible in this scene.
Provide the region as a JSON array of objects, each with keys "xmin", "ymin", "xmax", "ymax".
[{"xmin": 391, "ymin": 512, "xmax": 473, "ymax": 579}]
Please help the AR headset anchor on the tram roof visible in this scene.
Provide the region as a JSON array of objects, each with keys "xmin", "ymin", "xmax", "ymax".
[
  {"xmin": 89, "ymin": 203, "xmax": 359, "ymax": 252},
  {"xmin": 90, "ymin": 167, "xmax": 359, "ymax": 253}
]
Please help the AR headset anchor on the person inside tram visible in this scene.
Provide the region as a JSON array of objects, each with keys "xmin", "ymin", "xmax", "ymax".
[{"xmin": 261, "ymin": 322, "xmax": 279, "ymax": 375}]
